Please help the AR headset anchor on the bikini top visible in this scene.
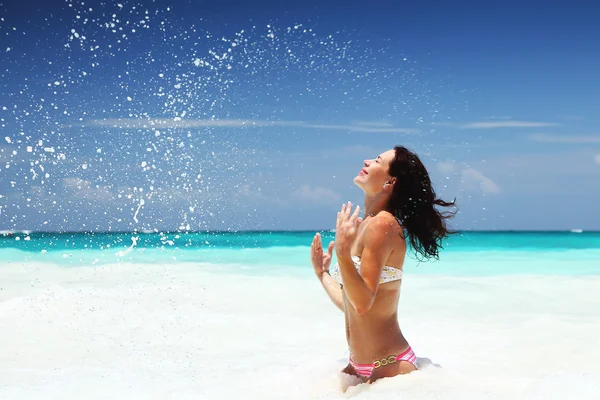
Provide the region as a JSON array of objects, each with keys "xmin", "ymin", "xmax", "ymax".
[{"xmin": 329, "ymin": 255, "xmax": 403, "ymax": 285}]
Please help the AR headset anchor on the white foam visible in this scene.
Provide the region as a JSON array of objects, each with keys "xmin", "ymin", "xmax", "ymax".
[{"xmin": 1, "ymin": 261, "xmax": 600, "ymax": 399}]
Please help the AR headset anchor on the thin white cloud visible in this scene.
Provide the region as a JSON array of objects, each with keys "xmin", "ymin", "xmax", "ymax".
[
  {"xmin": 530, "ymin": 133, "xmax": 600, "ymax": 144},
  {"xmin": 83, "ymin": 118, "xmax": 419, "ymax": 133},
  {"xmin": 61, "ymin": 177, "xmax": 225, "ymax": 207},
  {"xmin": 461, "ymin": 121, "xmax": 559, "ymax": 129},
  {"xmin": 87, "ymin": 118, "xmax": 261, "ymax": 129},
  {"xmin": 352, "ymin": 121, "xmax": 394, "ymax": 127},
  {"xmin": 461, "ymin": 168, "xmax": 501, "ymax": 194},
  {"xmin": 234, "ymin": 184, "xmax": 291, "ymax": 207},
  {"xmin": 427, "ymin": 121, "xmax": 456, "ymax": 127},
  {"xmin": 302, "ymin": 123, "xmax": 416, "ymax": 133},
  {"xmin": 594, "ymin": 154, "xmax": 600, "ymax": 165},
  {"xmin": 293, "ymin": 184, "xmax": 342, "ymax": 205},
  {"xmin": 434, "ymin": 160, "xmax": 500, "ymax": 194},
  {"xmin": 482, "ymin": 149, "xmax": 599, "ymax": 178},
  {"xmin": 62, "ymin": 177, "xmax": 115, "ymax": 202},
  {"xmin": 436, "ymin": 161, "xmax": 456, "ymax": 175},
  {"xmin": 314, "ymin": 145, "xmax": 382, "ymax": 159}
]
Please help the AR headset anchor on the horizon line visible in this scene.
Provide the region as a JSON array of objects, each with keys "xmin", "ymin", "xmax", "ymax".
[{"xmin": 2, "ymin": 229, "xmax": 598, "ymax": 235}]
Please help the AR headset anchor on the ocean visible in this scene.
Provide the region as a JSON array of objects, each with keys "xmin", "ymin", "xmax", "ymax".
[{"xmin": 1, "ymin": 231, "xmax": 600, "ymax": 399}]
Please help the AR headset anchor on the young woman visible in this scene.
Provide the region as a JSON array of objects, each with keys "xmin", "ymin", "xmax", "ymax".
[{"xmin": 310, "ymin": 145, "xmax": 455, "ymax": 384}]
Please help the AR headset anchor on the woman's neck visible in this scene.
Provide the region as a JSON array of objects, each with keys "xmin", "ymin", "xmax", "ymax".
[{"xmin": 363, "ymin": 193, "xmax": 389, "ymax": 217}]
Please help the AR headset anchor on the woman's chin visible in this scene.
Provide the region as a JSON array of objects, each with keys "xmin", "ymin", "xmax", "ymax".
[{"xmin": 353, "ymin": 178, "xmax": 366, "ymax": 190}]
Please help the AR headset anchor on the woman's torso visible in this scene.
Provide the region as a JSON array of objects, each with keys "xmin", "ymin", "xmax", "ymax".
[{"xmin": 342, "ymin": 213, "xmax": 409, "ymax": 362}]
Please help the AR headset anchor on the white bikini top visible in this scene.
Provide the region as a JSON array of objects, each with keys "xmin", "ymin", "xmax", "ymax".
[{"xmin": 329, "ymin": 255, "xmax": 403, "ymax": 285}]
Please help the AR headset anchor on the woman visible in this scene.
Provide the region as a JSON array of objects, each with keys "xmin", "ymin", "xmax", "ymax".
[{"xmin": 310, "ymin": 145, "xmax": 455, "ymax": 384}]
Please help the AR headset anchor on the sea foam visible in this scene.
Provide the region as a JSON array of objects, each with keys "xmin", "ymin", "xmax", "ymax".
[{"xmin": 1, "ymin": 261, "xmax": 600, "ymax": 399}]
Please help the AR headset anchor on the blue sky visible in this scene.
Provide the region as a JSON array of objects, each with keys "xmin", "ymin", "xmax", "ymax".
[{"xmin": 0, "ymin": 0, "xmax": 599, "ymax": 232}]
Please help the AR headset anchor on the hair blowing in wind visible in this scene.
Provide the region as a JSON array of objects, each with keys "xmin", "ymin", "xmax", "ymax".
[{"xmin": 386, "ymin": 146, "xmax": 457, "ymax": 261}]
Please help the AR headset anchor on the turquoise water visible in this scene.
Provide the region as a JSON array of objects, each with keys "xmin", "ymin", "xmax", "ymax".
[{"xmin": 1, "ymin": 231, "xmax": 599, "ymax": 275}]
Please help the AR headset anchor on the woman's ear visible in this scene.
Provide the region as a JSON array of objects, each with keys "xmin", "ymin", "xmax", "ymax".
[{"xmin": 384, "ymin": 179, "xmax": 396, "ymax": 189}]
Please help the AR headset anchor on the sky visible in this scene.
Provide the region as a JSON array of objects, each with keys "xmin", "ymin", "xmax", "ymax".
[{"xmin": 0, "ymin": 0, "xmax": 599, "ymax": 232}]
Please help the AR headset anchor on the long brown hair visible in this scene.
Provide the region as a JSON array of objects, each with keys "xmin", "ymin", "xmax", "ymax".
[{"xmin": 386, "ymin": 146, "xmax": 457, "ymax": 260}]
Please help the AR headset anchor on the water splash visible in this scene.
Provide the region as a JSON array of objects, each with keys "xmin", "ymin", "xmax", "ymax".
[{"xmin": 0, "ymin": 0, "xmax": 445, "ymax": 235}]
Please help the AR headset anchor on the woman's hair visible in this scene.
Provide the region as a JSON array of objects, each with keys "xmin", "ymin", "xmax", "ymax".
[{"xmin": 386, "ymin": 145, "xmax": 457, "ymax": 261}]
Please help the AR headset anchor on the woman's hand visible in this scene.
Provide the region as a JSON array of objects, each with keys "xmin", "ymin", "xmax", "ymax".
[
  {"xmin": 335, "ymin": 202, "xmax": 363, "ymax": 258},
  {"xmin": 310, "ymin": 233, "xmax": 334, "ymax": 278}
]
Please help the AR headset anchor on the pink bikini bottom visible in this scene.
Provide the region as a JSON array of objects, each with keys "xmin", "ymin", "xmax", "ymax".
[{"xmin": 349, "ymin": 346, "xmax": 417, "ymax": 378}]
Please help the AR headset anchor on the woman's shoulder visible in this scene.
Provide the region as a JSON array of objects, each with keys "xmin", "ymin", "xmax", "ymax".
[
  {"xmin": 357, "ymin": 212, "xmax": 405, "ymax": 260},
  {"xmin": 365, "ymin": 212, "xmax": 405, "ymax": 241},
  {"xmin": 370, "ymin": 211, "xmax": 401, "ymax": 228},
  {"xmin": 362, "ymin": 212, "xmax": 399, "ymax": 237}
]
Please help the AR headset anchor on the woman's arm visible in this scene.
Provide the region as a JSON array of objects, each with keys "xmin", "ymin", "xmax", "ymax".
[
  {"xmin": 311, "ymin": 233, "xmax": 344, "ymax": 312},
  {"xmin": 336, "ymin": 217, "xmax": 396, "ymax": 315},
  {"xmin": 318, "ymin": 271, "xmax": 345, "ymax": 312}
]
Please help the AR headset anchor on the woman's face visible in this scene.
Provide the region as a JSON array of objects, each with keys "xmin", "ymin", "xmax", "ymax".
[{"xmin": 353, "ymin": 149, "xmax": 396, "ymax": 194}]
